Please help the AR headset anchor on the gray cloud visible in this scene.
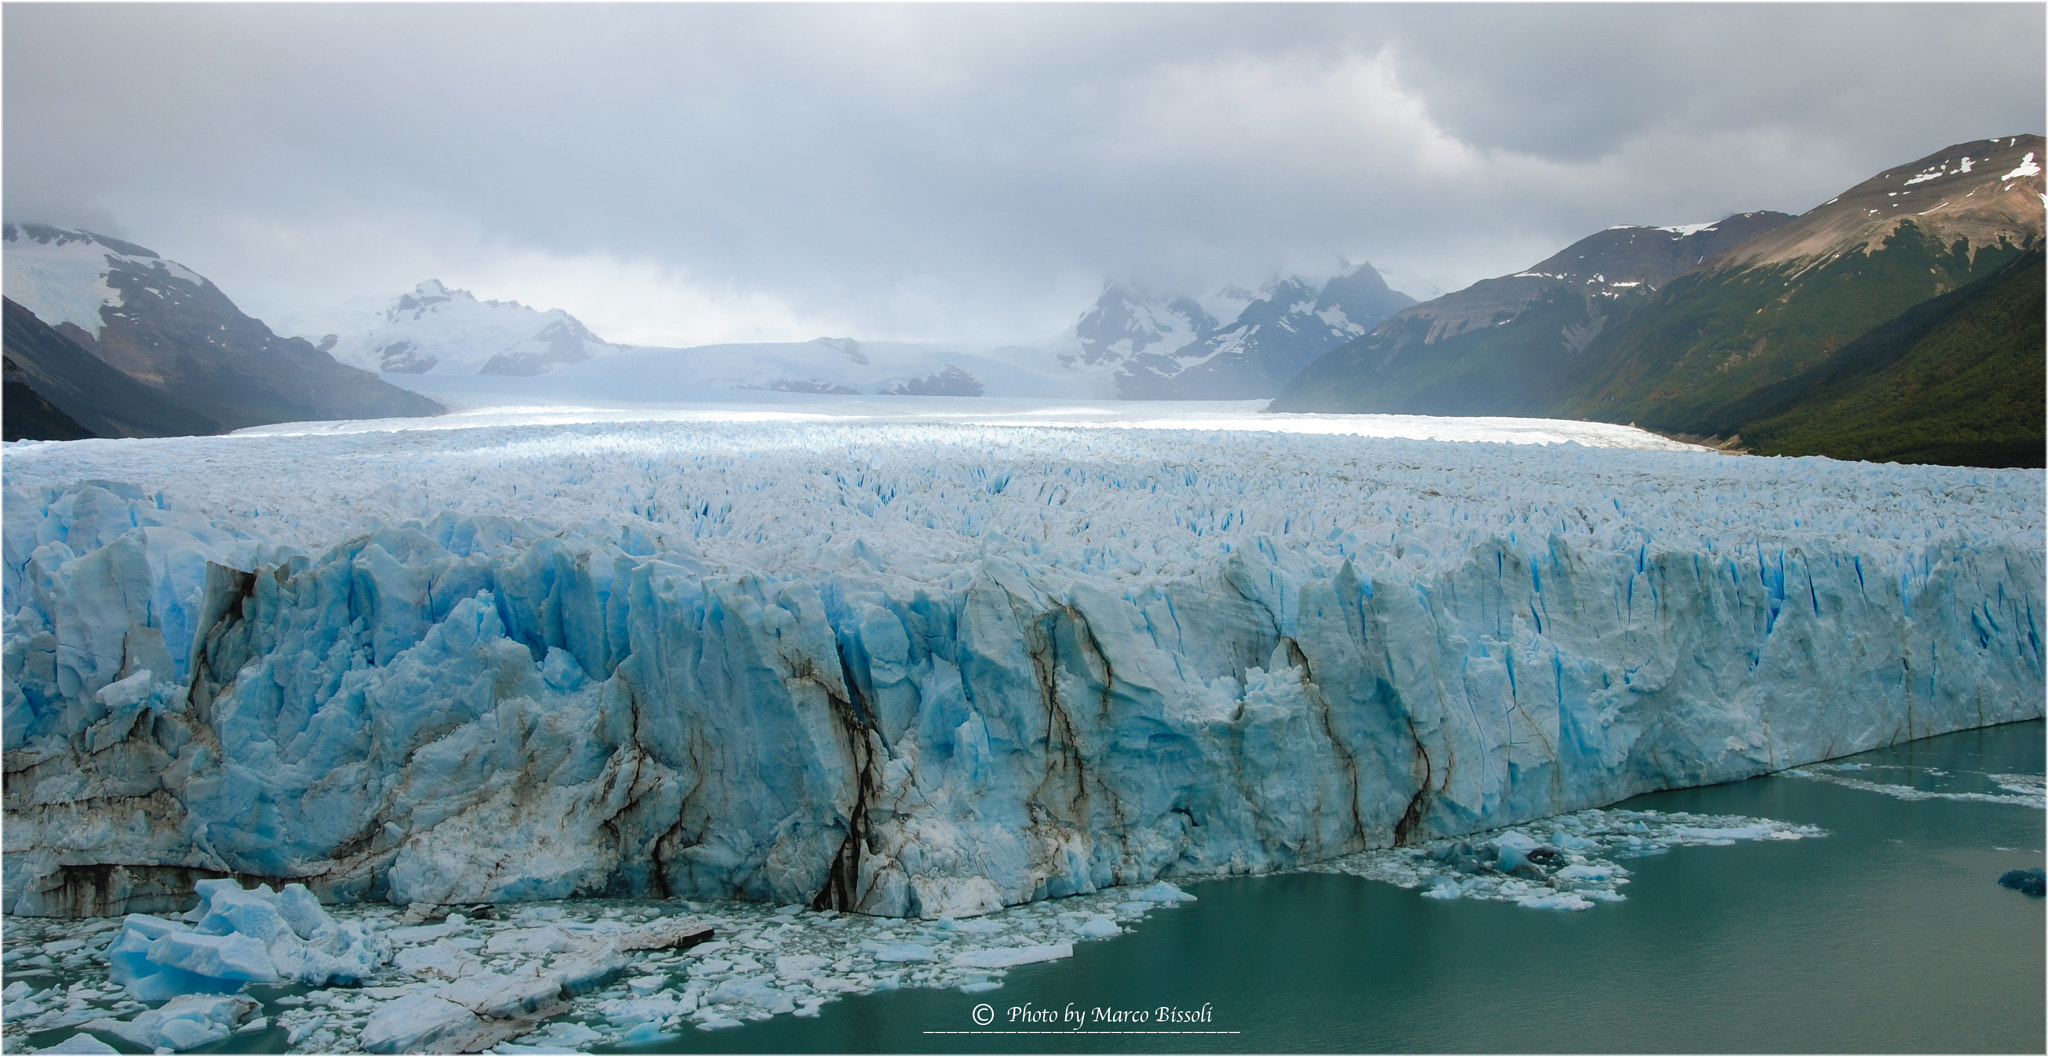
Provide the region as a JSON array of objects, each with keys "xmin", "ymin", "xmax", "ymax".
[{"xmin": 5, "ymin": 3, "xmax": 2041, "ymax": 345}]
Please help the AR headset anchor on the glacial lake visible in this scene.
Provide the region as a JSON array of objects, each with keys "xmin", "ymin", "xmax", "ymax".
[{"xmin": 613, "ymin": 719, "xmax": 2044, "ymax": 1054}]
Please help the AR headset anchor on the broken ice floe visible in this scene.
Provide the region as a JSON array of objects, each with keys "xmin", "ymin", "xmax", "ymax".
[
  {"xmin": 0, "ymin": 805, "xmax": 1846, "ymax": 1056},
  {"xmin": 1306, "ymin": 807, "xmax": 1827, "ymax": 911},
  {"xmin": 1782, "ymin": 763, "xmax": 2047, "ymax": 808},
  {"xmin": 2, "ymin": 878, "xmax": 1197, "ymax": 1054}
]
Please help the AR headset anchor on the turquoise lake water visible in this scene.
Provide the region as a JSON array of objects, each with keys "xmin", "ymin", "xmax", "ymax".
[{"xmin": 613, "ymin": 720, "xmax": 2044, "ymax": 1054}]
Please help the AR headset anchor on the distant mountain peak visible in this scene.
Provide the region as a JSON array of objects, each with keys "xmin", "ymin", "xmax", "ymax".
[
  {"xmin": 1714, "ymin": 135, "xmax": 2045, "ymax": 273},
  {"xmin": 1067, "ymin": 262, "xmax": 1416, "ymax": 398},
  {"xmin": 336, "ymin": 281, "xmax": 615, "ymax": 377},
  {"xmin": 2, "ymin": 228, "xmax": 440, "ymax": 432}
]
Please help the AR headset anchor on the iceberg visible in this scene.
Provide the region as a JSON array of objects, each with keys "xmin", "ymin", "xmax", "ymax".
[
  {"xmin": 103, "ymin": 879, "xmax": 389, "ymax": 1000},
  {"xmin": 85, "ymin": 993, "xmax": 260, "ymax": 1052},
  {"xmin": 4, "ymin": 418, "xmax": 2042, "ymax": 921}
]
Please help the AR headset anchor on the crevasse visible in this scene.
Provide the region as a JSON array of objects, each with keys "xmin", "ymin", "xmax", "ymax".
[{"xmin": 4, "ymin": 421, "xmax": 2041, "ymax": 918}]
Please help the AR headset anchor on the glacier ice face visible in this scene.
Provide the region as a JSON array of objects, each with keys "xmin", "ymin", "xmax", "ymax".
[{"xmin": 3, "ymin": 417, "xmax": 2042, "ymax": 919}]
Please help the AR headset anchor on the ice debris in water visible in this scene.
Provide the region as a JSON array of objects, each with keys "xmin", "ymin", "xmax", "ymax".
[
  {"xmin": 1782, "ymin": 763, "xmax": 2048, "ymax": 808},
  {"xmin": 1308, "ymin": 807, "xmax": 1826, "ymax": 911},
  {"xmin": 2, "ymin": 879, "xmax": 1201, "ymax": 1054}
]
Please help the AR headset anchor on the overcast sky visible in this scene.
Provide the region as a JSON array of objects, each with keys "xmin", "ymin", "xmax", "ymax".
[{"xmin": 6, "ymin": 3, "xmax": 2043, "ymax": 347}]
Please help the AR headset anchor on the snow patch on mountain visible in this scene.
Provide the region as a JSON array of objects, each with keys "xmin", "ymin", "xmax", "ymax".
[
  {"xmin": 329, "ymin": 281, "xmax": 619, "ymax": 377},
  {"xmin": 1, "ymin": 225, "xmax": 204, "ymax": 337},
  {"xmin": 1068, "ymin": 266, "xmax": 1415, "ymax": 398}
]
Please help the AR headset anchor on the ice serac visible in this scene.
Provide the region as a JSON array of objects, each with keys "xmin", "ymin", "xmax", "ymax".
[{"xmin": 3, "ymin": 423, "xmax": 2042, "ymax": 920}]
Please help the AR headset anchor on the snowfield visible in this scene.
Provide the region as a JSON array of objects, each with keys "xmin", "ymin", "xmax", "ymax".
[{"xmin": 4, "ymin": 402, "xmax": 2042, "ymax": 927}]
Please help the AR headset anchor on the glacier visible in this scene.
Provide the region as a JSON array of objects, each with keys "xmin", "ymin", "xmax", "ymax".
[{"xmin": 4, "ymin": 407, "xmax": 2042, "ymax": 921}]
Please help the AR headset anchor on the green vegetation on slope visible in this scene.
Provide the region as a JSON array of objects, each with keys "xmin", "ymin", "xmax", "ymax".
[
  {"xmin": 1559, "ymin": 222, "xmax": 2030, "ymax": 434},
  {"xmin": 1272, "ymin": 286, "xmax": 1651, "ymax": 415},
  {"xmin": 1715, "ymin": 250, "xmax": 2044, "ymax": 468}
]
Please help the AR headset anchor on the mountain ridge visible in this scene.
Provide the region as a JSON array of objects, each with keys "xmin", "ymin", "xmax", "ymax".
[
  {"xmin": 3, "ymin": 223, "xmax": 443, "ymax": 433},
  {"xmin": 1267, "ymin": 213, "xmax": 1793, "ymax": 416},
  {"xmin": 330, "ymin": 279, "xmax": 618, "ymax": 377},
  {"xmin": 1070, "ymin": 263, "xmax": 1416, "ymax": 399}
]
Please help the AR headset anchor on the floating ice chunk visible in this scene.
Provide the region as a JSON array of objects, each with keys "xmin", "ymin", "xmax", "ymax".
[
  {"xmin": 386, "ymin": 921, "xmax": 463, "ymax": 945},
  {"xmin": 484, "ymin": 926, "xmax": 571, "ymax": 956},
  {"xmin": 950, "ymin": 943, "xmax": 1073, "ymax": 968},
  {"xmin": 866, "ymin": 942, "xmax": 935, "ymax": 963},
  {"xmin": 1421, "ymin": 878, "xmax": 1469, "ymax": 900},
  {"xmin": 554, "ymin": 948, "xmax": 629, "ymax": 996},
  {"xmin": 774, "ymin": 954, "xmax": 828, "ymax": 979},
  {"xmin": 100, "ymin": 993, "xmax": 259, "ymax": 1052},
  {"xmin": 521, "ymin": 1019, "xmax": 604, "ymax": 1047},
  {"xmin": 934, "ymin": 916, "xmax": 1005, "ymax": 935},
  {"xmin": 441, "ymin": 969, "xmax": 565, "ymax": 1019},
  {"xmin": 1552, "ymin": 863, "xmax": 1620, "ymax": 885},
  {"xmin": 146, "ymin": 930, "xmax": 279, "ymax": 983},
  {"xmin": 1514, "ymin": 890, "xmax": 1594, "ymax": 911},
  {"xmin": 395, "ymin": 940, "xmax": 484, "ymax": 982},
  {"xmin": 707, "ymin": 975, "xmax": 794, "ymax": 1014},
  {"xmin": 360, "ymin": 993, "xmax": 488, "ymax": 1054},
  {"xmin": 285, "ymin": 1014, "xmax": 329, "ymax": 1046},
  {"xmin": 620, "ymin": 1021, "xmax": 676, "ymax": 1045},
  {"xmin": 1991, "ymin": 774, "xmax": 2047, "ymax": 800},
  {"xmin": 40, "ymin": 1034, "xmax": 122, "ymax": 1054},
  {"xmin": 1074, "ymin": 916, "xmax": 1119, "ymax": 939},
  {"xmin": 626, "ymin": 973, "xmax": 670, "ymax": 995},
  {"xmin": 1128, "ymin": 882, "xmax": 1196, "ymax": 904},
  {"xmin": 597, "ymin": 993, "xmax": 688, "ymax": 1028}
]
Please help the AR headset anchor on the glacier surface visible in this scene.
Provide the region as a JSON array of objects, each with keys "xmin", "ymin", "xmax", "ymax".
[{"xmin": 3, "ymin": 410, "xmax": 2041, "ymax": 919}]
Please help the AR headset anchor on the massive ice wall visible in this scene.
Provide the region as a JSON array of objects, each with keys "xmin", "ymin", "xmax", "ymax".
[{"xmin": 4, "ymin": 420, "xmax": 2041, "ymax": 918}]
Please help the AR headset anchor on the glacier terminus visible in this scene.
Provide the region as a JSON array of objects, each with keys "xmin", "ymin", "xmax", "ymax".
[{"xmin": 4, "ymin": 405, "xmax": 2042, "ymax": 922}]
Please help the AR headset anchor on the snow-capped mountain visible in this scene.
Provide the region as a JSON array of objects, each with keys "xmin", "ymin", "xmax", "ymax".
[
  {"xmin": 1064, "ymin": 264, "xmax": 1416, "ymax": 399},
  {"xmin": 1, "ymin": 223, "xmax": 441, "ymax": 431},
  {"xmin": 1069, "ymin": 288, "xmax": 1218, "ymax": 369},
  {"xmin": 1709, "ymin": 134, "xmax": 2044, "ymax": 272},
  {"xmin": 323, "ymin": 278, "xmax": 614, "ymax": 376},
  {"xmin": 329, "ymin": 280, "xmax": 618, "ymax": 376}
]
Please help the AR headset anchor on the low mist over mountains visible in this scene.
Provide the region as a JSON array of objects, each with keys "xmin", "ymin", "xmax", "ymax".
[
  {"xmin": 2, "ymin": 224, "xmax": 441, "ymax": 437},
  {"xmin": 309, "ymin": 263, "xmax": 1420, "ymax": 404},
  {"xmin": 1069, "ymin": 264, "xmax": 1417, "ymax": 399}
]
